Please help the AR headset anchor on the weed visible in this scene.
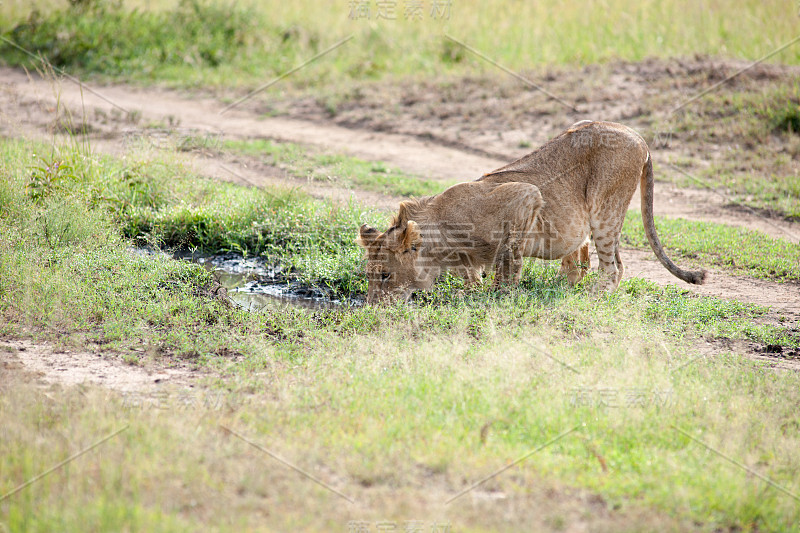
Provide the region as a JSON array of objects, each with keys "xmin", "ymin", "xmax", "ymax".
[
  {"xmin": 26, "ymin": 154, "xmax": 77, "ymax": 203},
  {"xmin": 177, "ymin": 133, "xmax": 221, "ymax": 153}
]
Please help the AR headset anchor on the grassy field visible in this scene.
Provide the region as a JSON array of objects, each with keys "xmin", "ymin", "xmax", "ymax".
[
  {"xmin": 4, "ymin": 333, "xmax": 800, "ymax": 531},
  {"xmin": 1, "ymin": 0, "xmax": 798, "ymax": 89},
  {"xmin": 2, "ymin": 1, "xmax": 800, "ymax": 530},
  {"xmin": 222, "ymin": 138, "xmax": 454, "ymax": 198},
  {"xmin": 649, "ymin": 83, "xmax": 800, "ymax": 219},
  {"xmin": 622, "ymin": 210, "xmax": 800, "ymax": 281},
  {"xmin": 2, "ymin": 135, "xmax": 800, "ymax": 531}
]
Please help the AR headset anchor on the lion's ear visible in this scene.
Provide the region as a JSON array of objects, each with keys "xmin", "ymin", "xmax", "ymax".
[
  {"xmin": 402, "ymin": 220, "xmax": 422, "ymax": 251},
  {"xmin": 357, "ymin": 224, "xmax": 379, "ymax": 248}
]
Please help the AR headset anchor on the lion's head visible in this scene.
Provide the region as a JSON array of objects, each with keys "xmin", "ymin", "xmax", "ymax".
[{"xmin": 357, "ymin": 221, "xmax": 435, "ymax": 304}]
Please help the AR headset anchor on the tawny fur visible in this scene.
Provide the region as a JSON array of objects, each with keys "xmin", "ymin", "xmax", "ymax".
[
  {"xmin": 358, "ymin": 121, "xmax": 706, "ymax": 303},
  {"xmin": 358, "ymin": 181, "xmax": 543, "ymax": 303},
  {"xmin": 478, "ymin": 120, "xmax": 707, "ymax": 290}
]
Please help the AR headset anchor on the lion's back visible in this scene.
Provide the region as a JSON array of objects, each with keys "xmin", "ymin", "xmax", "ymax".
[{"xmin": 483, "ymin": 121, "xmax": 647, "ymax": 178}]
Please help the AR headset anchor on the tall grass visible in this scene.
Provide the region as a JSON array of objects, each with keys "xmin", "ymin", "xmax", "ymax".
[
  {"xmin": 1, "ymin": 0, "xmax": 798, "ymax": 88},
  {"xmin": 3, "ymin": 303, "xmax": 800, "ymax": 531}
]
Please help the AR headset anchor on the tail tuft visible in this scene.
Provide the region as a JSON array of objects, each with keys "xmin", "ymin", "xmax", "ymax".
[{"xmin": 688, "ymin": 270, "xmax": 708, "ymax": 285}]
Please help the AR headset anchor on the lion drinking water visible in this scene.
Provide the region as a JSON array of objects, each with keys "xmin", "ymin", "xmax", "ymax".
[
  {"xmin": 358, "ymin": 181, "xmax": 544, "ymax": 303},
  {"xmin": 358, "ymin": 121, "xmax": 706, "ymax": 303}
]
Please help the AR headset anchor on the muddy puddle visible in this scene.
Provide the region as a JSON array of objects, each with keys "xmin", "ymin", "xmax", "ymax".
[
  {"xmin": 133, "ymin": 248, "xmax": 359, "ymax": 310},
  {"xmin": 190, "ymin": 253, "xmax": 360, "ymax": 311}
]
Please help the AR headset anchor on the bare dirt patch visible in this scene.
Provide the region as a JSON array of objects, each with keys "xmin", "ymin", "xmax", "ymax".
[
  {"xmin": 699, "ymin": 338, "xmax": 800, "ymax": 372},
  {"xmin": 621, "ymin": 248, "xmax": 800, "ymax": 317},
  {"xmin": 0, "ymin": 338, "xmax": 201, "ymax": 392}
]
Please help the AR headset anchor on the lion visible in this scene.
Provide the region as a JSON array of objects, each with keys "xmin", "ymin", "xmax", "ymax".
[
  {"xmin": 358, "ymin": 120, "xmax": 706, "ymax": 303},
  {"xmin": 358, "ymin": 181, "xmax": 544, "ymax": 303}
]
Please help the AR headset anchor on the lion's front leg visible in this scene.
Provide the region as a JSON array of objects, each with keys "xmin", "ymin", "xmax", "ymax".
[
  {"xmin": 492, "ymin": 232, "xmax": 524, "ymax": 290},
  {"xmin": 558, "ymin": 241, "xmax": 591, "ymax": 285},
  {"xmin": 457, "ymin": 265, "xmax": 484, "ymax": 287}
]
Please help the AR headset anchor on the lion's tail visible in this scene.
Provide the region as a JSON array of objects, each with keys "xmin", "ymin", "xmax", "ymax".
[{"xmin": 640, "ymin": 154, "xmax": 708, "ymax": 285}]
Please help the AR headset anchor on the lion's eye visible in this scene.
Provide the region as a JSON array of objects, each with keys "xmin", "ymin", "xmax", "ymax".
[{"xmin": 381, "ymin": 272, "xmax": 391, "ymax": 281}]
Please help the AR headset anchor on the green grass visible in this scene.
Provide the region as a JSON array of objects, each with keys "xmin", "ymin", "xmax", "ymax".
[
  {"xmin": 650, "ymin": 84, "xmax": 800, "ymax": 219},
  {"xmin": 622, "ymin": 210, "xmax": 800, "ymax": 281},
  {"xmin": 2, "ymin": 137, "xmax": 800, "ymax": 531},
  {"xmin": 223, "ymin": 138, "xmax": 452, "ymax": 198},
  {"xmin": 120, "ymin": 176, "xmax": 371, "ymax": 295},
  {"xmin": 3, "ymin": 306, "xmax": 800, "ymax": 531},
  {"xmin": 1, "ymin": 137, "xmax": 797, "ymax": 350},
  {"xmin": 0, "ymin": 138, "xmax": 375, "ymax": 355},
  {"xmin": 1, "ymin": 0, "xmax": 798, "ymax": 89}
]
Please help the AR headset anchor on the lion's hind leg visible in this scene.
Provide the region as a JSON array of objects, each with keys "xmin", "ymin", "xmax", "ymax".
[
  {"xmin": 590, "ymin": 213, "xmax": 626, "ymax": 292},
  {"xmin": 614, "ymin": 245, "xmax": 624, "ymax": 285}
]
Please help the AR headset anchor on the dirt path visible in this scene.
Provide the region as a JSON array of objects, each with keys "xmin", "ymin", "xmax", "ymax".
[
  {"xmin": 3, "ymin": 67, "xmax": 799, "ymax": 242},
  {"xmin": 1, "ymin": 68, "xmax": 500, "ymax": 180},
  {"xmin": 620, "ymin": 248, "xmax": 799, "ymax": 315}
]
